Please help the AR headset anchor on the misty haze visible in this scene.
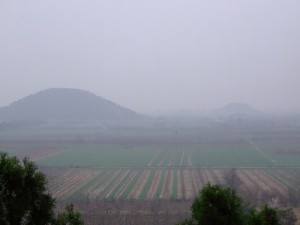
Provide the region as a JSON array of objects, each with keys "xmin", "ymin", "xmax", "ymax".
[{"xmin": 1, "ymin": 1, "xmax": 300, "ymax": 225}]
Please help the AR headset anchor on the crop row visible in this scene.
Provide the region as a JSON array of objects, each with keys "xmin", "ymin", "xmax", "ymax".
[{"xmin": 46, "ymin": 168, "xmax": 299, "ymax": 201}]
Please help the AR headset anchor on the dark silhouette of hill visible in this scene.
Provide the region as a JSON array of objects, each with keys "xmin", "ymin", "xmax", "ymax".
[
  {"xmin": 0, "ymin": 88, "xmax": 140, "ymax": 122},
  {"xmin": 216, "ymin": 103, "xmax": 261, "ymax": 117}
]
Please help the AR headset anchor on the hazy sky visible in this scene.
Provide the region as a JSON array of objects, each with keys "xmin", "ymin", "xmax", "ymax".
[{"xmin": 0, "ymin": 0, "xmax": 299, "ymax": 114}]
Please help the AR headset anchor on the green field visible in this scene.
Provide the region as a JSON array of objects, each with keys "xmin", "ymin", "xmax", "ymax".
[
  {"xmin": 37, "ymin": 144, "xmax": 158, "ymax": 167},
  {"xmin": 1, "ymin": 125, "xmax": 300, "ymax": 203},
  {"xmin": 34, "ymin": 143, "xmax": 290, "ymax": 168}
]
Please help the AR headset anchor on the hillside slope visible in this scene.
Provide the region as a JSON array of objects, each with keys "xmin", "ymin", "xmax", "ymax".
[
  {"xmin": 216, "ymin": 103, "xmax": 261, "ymax": 117},
  {"xmin": 0, "ymin": 88, "xmax": 140, "ymax": 122}
]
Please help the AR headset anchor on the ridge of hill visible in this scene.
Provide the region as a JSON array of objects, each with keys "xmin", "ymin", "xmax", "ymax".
[
  {"xmin": 0, "ymin": 88, "xmax": 140, "ymax": 122},
  {"xmin": 217, "ymin": 103, "xmax": 261, "ymax": 117}
]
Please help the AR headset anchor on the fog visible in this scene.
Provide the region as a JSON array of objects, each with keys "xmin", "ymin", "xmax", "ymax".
[{"xmin": 0, "ymin": 0, "xmax": 299, "ymax": 114}]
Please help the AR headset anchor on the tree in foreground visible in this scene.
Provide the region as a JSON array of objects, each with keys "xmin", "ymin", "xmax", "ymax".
[
  {"xmin": 191, "ymin": 183, "xmax": 244, "ymax": 225},
  {"xmin": 56, "ymin": 204, "xmax": 84, "ymax": 225},
  {"xmin": 247, "ymin": 205, "xmax": 281, "ymax": 225},
  {"xmin": 177, "ymin": 183, "xmax": 283, "ymax": 225},
  {"xmin": 0, "ymin": 152, "xmax": 83, "ymax": 225}
]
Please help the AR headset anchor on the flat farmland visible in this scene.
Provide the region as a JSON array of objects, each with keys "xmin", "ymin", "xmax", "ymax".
[
  {"xmin": 43, "ymin": 167, "xmax": 300, "ymax": 203},
  {"xmin": 36, "ymin": 143, "xmax": 274, "ymax": 168},
  {"xmin": 1, "ymin": 125, "xmax": 300, "ymax": 204},
  {"xmin": 37, "ymin": 145, "xmax": 158, "ymax": 167}
]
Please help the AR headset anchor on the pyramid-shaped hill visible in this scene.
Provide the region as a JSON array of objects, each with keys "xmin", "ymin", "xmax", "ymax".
[
  {"xmin": 217, "ymin": 103, "xmax": 261, "ymax": 117},
  {"xmin": 0, "ymin": 88, "xmax": 141, "ymax": 122}
]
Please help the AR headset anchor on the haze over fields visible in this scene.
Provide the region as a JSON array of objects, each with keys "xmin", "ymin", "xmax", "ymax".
[
  {"xmin": 0, "ymin": 88, "xmax": 267, "ymax": 124},
  {"xmin": 1, "ymin": 1, "xmax": 300, "ymax": 114}
]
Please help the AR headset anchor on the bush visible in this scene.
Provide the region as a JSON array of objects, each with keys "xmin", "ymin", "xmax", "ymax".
[
  {"xmin": 177, "ymin": 183, "xmax": 293, "ymax": 225},
  {"xmin": 191, "ymin": 183, "xmax": 245, "ymax": 225}
]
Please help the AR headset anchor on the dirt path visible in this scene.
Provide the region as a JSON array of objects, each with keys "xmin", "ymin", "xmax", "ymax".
[
  {"xmin": 254, "ymin": 170, "xmax": 287, "ymax": 197},
  {"xmin": 245, "ymin": 170, "xmax": 271, "ymax": 193},
  {"xmin": 103, "ymin": 170, "xmax": 131, "ymax": 198},
  {"xmin": 183, "ymin": 170, "xmax": 194, "ymax": 199},
  {"xmin": 92, "ymin": 170, "xmax": 121, "ymax": 197},
  {"xmin": 176, "ymin": 170, "xmax": 183, "ymax": 199},
  {"xmin": 162, "ymin": 170, "xmax": 173, "ymax": 199},
  {"xmin": 146, "ymin": 170, "xmax": 161, "ymax": 199},
  {"xmin": 128, "ymin": 170, "xmax": 150, "ymax": 199},
  {"xmin": 273, "ymin": 169, "xmax": 300, "ymax": 187},
  {"xmin": 190, "ymin": 169, "xmax": 200, "ymax": 196},
  {"xmin": 179, "ymin": 151, "xmax": 185, "ymax": 167},
  {"xmin": 246, "ymin": 138, "xmax": 278, "ymax": 165},
  {"xmin": 114, "ymin": 170, "xmax": 137, "ymax": 199},
  {"xmin": 32, "ymin": 147, "xmax": 67, "ymax": 161},
  {"xmin": 180, "ymin": 170, "xmax": 186, "ymax": 199},
  {"xmin": 52, "ymin": 169, "xmax": 85, "ymax": 194},
  {"xmin": 161, "ymin": 170, "xmax": 169, "ymax": 198},
  {"xmin": 51, "ymin": 168, "xmax": 77, "ymax": 185},
  {"xmin": 82, "ymin": 170, "xmax": 107, "ymax": 195},
  {"xmin": 55, "ymin": 170, "xmax": 98, "ymax": 198},
  {"xmin": 238, "ymin": 170, "xmax": 258, "ymax": 194}
]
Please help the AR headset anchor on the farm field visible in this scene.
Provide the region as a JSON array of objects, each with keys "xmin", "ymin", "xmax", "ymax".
[
  {"xmin": 34, "ymin": 137, "xmax": 300, "ymax": 168},
  {"xmin": 43, "ymin": 167, "xmax": 300, "ymax": 203},
  {"xmin": 1, "ymin": 125, "xmax": 300, "ymax": 205},
  {"xmin": 35, "ymin": 143, "xmax": 276, "ymax": 168}
]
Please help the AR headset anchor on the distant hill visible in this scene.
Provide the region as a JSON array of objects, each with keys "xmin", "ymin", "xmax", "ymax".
[
  {"xmin": 216, "ymin": 103, "xmax": 261, "ymax": 117},
  {"xmin": 0, "ymin": 88, "xmax": 141, "ymax": 122}
]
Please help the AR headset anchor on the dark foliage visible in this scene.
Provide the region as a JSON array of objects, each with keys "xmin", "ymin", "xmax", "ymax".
[
  {"xmin": 56, "ymin": 204, "xmax": 84, "ymax": 225},
  {"xmin": 177, "ymin": 183, "xmax": 295, "ymax": 225},
  {"xmin": 0, "ymin": 152, "xmax": 83, "ymax": 225},
  {"xmin": 0, "ymin": 152, "xmax": 55, "ymax": 225},
  {"xmin": 190, "ymin": 183, "xmax": 245, "ymax": 225}
]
